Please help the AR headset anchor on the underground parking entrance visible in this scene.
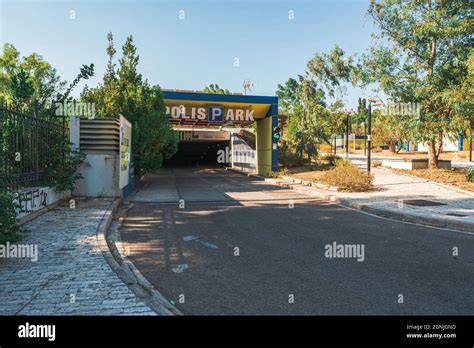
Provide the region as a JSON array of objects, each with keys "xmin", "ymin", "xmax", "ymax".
[
  {"xmin": 163, "ymin": 130, "xmax": 231, "ymax": 167},
  {"xmin": 161, "ymin": 90, "xmax": 279, "ymax": 175}
]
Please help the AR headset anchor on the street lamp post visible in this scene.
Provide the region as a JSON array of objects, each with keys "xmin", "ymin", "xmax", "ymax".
[
  {"xmin": 367, "ymin": 96, "xmax": 384, "ymax": 173},
  {"xmin": 345, "ymin": 110, "xmax": 356, "ymax": 161},
  {"xmin": 470, "ymin": 128, "xmax": 473, "ymax": 162},
  {"xmin": 363, "ymin": 122, "xmax": 367, "ymax": 156},
  {"xmin": 367, "ymin": 102, "xmax": 372, "ymax": 173},
  {"xmin": 346, "ymin": 114, "xmax": 350, "ymax": 160}
]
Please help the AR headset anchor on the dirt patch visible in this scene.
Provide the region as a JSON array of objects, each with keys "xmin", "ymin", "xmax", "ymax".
[{"xmin": 347, "ymin": 149, "xmax": 472, "ymax": 162}]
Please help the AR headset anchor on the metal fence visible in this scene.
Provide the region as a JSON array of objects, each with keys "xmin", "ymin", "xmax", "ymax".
[{"xmin": 0, "ymin": 104, "xmax": 66, "ymax": 191}]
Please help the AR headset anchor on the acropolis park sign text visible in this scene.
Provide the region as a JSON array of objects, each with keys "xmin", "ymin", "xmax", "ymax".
[{"xmin": 166, "ymin": 105, "xmax": 255, "ymax": 123}]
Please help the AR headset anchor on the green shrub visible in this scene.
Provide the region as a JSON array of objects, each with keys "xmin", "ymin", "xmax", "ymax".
[
  {"xmin": 48, "ymin": 146, "xmax": 87, "ymax": 193},
  {"xmin": 319, "ymin": 160, "xmax": 374, "ymax": 192},
  {"xmin": 467, "ymin": 168, "xmax": 474, "ymax": 182},
  {"xmin": 0, "ymin": 190, "xmax": 21, "ymax": 244}
]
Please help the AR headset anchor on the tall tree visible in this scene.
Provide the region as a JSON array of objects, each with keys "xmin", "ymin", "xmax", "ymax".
[
  {"xmin": 82, "ymin": 34, "xmax": 178, "ymax": 174},
  {"xmin": 361, "ymin": 0, "xmax": 473, "ymax": 167},
  {"xmin": 307, "ymin": 46, "xmax": 355, "ymax": 99},
  {"xmin": 0, "ymin": 43, "xmax": 93, "ymax": 115},
  {"xmin": 277, "ymin": 75, "xmax": 333, "ymax": 161}
]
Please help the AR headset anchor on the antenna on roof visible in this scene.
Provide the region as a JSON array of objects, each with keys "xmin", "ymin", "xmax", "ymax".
[{"xmin": 243, "ymin": 80, "xmax": 254, "ymax": 95}]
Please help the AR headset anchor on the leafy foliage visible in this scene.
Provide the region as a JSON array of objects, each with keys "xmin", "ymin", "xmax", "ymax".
[
  {"xmin": 81, "ymin": 33, "xmax": 178, "ymax": 175},
  {"xmin": 467, "ymin": 168, "xmax": 474, "ymax": 183},
  {"xmin": 0, "ymin": 43, "xmax": 94, "ymax": 117},
  {"xmin": 307, "ymin": 45, "xmax": 355, "ymax": 98},
  {"xmin": 360, "ymin": 0, "xmax": 473, "ymax": 167},
  {"xmin": 48, "ymin": 146, "xmax": 87, "ymax": 193},
  {"xmin": 277, "ymin": 76, "xmax": 333, "ymax": 162},
  {"xmin": 0, "ymin": 190, "xmax": 21, "ymax": 244},
  {"xmin": 203, "ymin": 84, "xmax": 230, "ymax": 94},
  {"xmin": 0, "ymin": 44, "xmax": 91, "ymax": 195}
]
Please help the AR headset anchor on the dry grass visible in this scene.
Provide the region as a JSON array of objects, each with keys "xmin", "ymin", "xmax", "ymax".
[
  {"xmin": 394, "ymin": 168, "xmax": 474, "ymax": 193},
  {"xmin": 279, "ymin": 158, "xmax": 373, "ymax": 192},
  {"xmin": 348, "ymin": 149, "xmax": 472, "ymax": 162},
  {"xmin": 277, "ymin": 162, "xmax": 332, "ymax": 181},
  {"xmin": 289, "ymin": 170, "xmax": 327, "ymax": 182},
  {"xmin": 372, "ymin": 160, "xmax": 382, "ymax": 167},
  {"xmin": 319, "ymin": 161, "xmax": 374, "ymax": 192}
]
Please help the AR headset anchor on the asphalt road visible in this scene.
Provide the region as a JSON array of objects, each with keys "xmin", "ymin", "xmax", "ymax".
[{"xmin": 120, "ymin": 166, "xmax": 474, "ymax": 315}]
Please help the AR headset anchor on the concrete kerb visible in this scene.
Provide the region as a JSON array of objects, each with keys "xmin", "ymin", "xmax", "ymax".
[
  {"xmin": 227, "ymin": 168, "xmax": 474, "ymax": 233},
  {"xmin": 225, "ymin": 166, "xmax": 265, "ymax": 180},
  {"xmin": 96, "ymin": 198, "xmax": 182, "ymax": 316}
]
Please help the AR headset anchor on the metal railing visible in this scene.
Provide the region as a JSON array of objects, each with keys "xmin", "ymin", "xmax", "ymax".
[{"xmin": 0, "ymin": 104, "xmax": 66, "ymax": 190}]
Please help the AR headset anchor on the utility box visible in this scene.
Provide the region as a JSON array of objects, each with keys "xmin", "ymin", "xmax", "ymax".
[{"xmin": 70, "ymin": 115, "xmax": 132, "ymax": 197}]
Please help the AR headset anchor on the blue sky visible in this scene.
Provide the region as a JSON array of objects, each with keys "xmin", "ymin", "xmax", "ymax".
[{"xmin": 0, "ymin": 0, "xmax": 382, "ymax": 109}]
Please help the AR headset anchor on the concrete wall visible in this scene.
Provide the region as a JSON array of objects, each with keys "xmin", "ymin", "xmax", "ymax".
[
  {"xmin": 70, "ymin": 115, "xmax": 124, "ymax": 198},
  {"xmin": 74, "ymin": 155, "xmax": 121, "ymax": 197},
  {"xmin": 382, "ymin": 159, "xmax": 451, "ymax": 170},
  {"xmin": 417, "ymin": 137, "xmax": 459, "ymax": 152},
  {"xmin": 15, "ymin": 187, "xmax": 70, "ymax": 220}
]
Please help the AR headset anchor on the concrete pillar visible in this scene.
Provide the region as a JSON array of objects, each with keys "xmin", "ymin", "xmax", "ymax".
[
  {"xmin": 271, "ymin": 111, "xmax": 279, "ymax": 172},
  {"xmin": 256, "ymin": 116, "xmax": 272, "ymax": 175},
  {"xmin": 255, "ymin": 101, "xmax": 278, "ymax": 176}
]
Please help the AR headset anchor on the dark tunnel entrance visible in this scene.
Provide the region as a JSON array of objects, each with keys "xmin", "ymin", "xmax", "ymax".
[{"xmin": 163, "ymin": 140, "xmax": 230, "ymax": 167}]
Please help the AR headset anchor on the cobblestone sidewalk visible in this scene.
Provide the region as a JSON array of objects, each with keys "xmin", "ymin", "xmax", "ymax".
[{"xmin": 0, "ymin": 199, "xmax": 156, "ymax": 315}]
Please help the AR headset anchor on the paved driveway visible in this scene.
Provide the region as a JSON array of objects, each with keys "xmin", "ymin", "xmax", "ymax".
[{"xmin": 120, "ymin": 167, "xmax": 474, "ymax": 315}]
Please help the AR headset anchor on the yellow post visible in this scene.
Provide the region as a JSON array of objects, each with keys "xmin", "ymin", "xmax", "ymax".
[{"xmin": 256, "ymin": 116, "xmax": 272, "ymax": 175}]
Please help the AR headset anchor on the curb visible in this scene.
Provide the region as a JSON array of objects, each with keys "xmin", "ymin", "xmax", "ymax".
[
  {"xmin": 295, "ymin": 182, "xmax": 474, "ymax": 232},
  {"xmin": 224, "ymin": 166, "xmax": 265, "ymax": 180},
  {"xmin": 96, "ymin": 199, "xmax": 182, "ymax": 316},
  {"xmin": 229, "ymin": 169, "xmax": 474, "ymax": 233}
]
